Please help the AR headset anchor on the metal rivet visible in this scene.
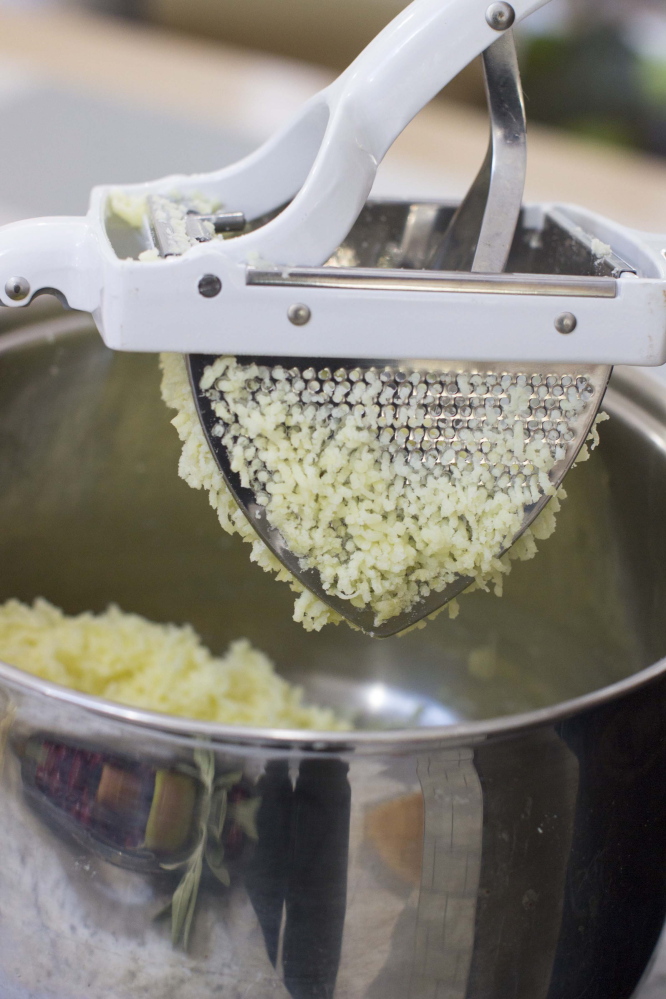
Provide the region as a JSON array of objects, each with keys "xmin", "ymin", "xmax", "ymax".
[
  {"xmin": 198, "ymin": 274, "xmax": 222, "ymax": 298},
  {"xmin": 555, "ymin": 312, "xmax": 577, "ymax": 335},
  {"xmin": 5, "ymin": 276, "xmax": 30, "ymax": 301},
  {"xmin": 486, "ymin": 2, "xmax": 516, "ymax": 30},
  {"xmin": 288, "ymin": 303, "xmax": 311, "ymax": 326}
]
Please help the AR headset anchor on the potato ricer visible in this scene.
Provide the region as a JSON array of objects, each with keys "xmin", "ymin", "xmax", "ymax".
[{"xmin": 0, "ymin": 0, "xmax": 664, "ymax": 636}]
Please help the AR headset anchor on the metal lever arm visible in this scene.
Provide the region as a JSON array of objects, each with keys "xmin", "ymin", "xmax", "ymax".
[{"xmin": 430, "ymin": 29, "xmax": 527, "ymax": 273}]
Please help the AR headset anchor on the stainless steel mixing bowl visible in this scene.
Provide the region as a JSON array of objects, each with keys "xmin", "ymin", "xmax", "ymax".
[{"xmin": 0, "ymin": 309, "xmax": 665, "ymax": 999}]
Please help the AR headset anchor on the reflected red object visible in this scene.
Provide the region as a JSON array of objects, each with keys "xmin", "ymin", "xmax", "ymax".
[{"xmin": 31, "ymin": 738, "xmax": 156, "ymax": 851}]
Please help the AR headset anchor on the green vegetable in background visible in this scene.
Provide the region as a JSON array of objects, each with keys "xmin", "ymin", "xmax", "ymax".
[{"xmin": 520, "ymin": 25, "xmax": 666, "ymax": 155}]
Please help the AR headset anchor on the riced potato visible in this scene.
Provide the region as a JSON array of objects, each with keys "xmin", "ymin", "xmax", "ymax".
[
  {"xmin": 161, "ymin": 353, "xmax": 606, "ymax": 631},
  {"xmin": 0, "ymin": 599, "xmax": 346, "ymax": 730}
]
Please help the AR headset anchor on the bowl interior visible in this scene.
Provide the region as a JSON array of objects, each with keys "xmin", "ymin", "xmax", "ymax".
[{"xmin": 0, "ymin": 312, "xmax": 663, "ymax": 728}]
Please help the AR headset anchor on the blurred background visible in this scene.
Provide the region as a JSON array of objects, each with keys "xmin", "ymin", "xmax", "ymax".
[
  {"xmin": 0, "ymin": 0, "xmax": 662, "ymax": 235},
  {"xmin": 4, "ymin": 0, "xmax": 663, "ymax": 156}
]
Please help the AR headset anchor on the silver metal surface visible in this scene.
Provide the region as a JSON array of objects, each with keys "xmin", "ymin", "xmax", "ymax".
[
  {"xmin": 186, "ymin": 210, "xmax": 246, "ymax": 242},
  {"xmin": 316, "ymin": 200, "xmax": 637, "ymax": 281},
  {"xmin": 485, "ymin": 2, "xmax": 516, "ymax": 30},
  {"xmin": 190, "ymin": 353, "xmax": 610, "ymax": 637},
  {"xmin": 147, "ymin": 193, "xmax": 183, "ymax": 257},
  {"xmin": 197, "ymin": 273, "xmax": 222, "ymax": 298},
  {"xmin": 287, "ymin": 302, "xmax": 312, "ymax": 326},
  {"xmin": 0, "ymin": 314, "xmax": 663, "ymax": 998},
  {"xmin": 148, "ymin": 198, "xmax": 248, "ymax": 257},
  {"xmin": 432, "ymin": 30, "xmax": 526, "ymax": 273},
  {"xmin": 555, "ymin": 312, "xmax": 578, "ymax": 335},
  {"xmin": 247, "ymin": 266, "xmax": 617, "ymax": 297},
  {"xmin": 4, "ymin": 275, "xmax": 30, "ymax": 301},
  {"xmin": 184, "ymin": 212, "xmax": 214, "ymax": 243},
  {"xmin": 546, "ymin": 207, "xmax": 636, "ymax": 277}
]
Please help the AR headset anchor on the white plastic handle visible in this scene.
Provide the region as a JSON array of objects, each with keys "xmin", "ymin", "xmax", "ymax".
[
  {"xmin": 0, "ymin": 217, "xmax": 102, "ymax": 312},
  {"xmin": 196, "ymin": 0, "xmax": 552, "ymax": 267},
  {"xmin": 0, "ymin": 0, "xmax": 553, "ymax": 312}
]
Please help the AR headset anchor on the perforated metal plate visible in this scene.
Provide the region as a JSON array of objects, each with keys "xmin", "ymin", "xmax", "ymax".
[{"xmin": 189, "ymin": 355, "xmax": 611, "ymax": 637}]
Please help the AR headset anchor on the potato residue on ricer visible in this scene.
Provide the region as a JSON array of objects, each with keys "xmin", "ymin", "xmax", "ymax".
[
  {"xmin": 160, "ymin": 353, "xmax": 606, "ymax": 632},
  {"xmin": 0, "ymin": 599, "xmax": 346, "ymax": 730}
]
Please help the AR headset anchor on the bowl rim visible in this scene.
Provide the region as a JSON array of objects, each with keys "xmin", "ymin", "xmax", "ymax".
[
  {"xmin": 1, "ymin": 312, "xmax": 665, "ymax": 753},
  {"xmin": 0, "ymin": 646, "xmax": 664, "ymax": 754}
]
